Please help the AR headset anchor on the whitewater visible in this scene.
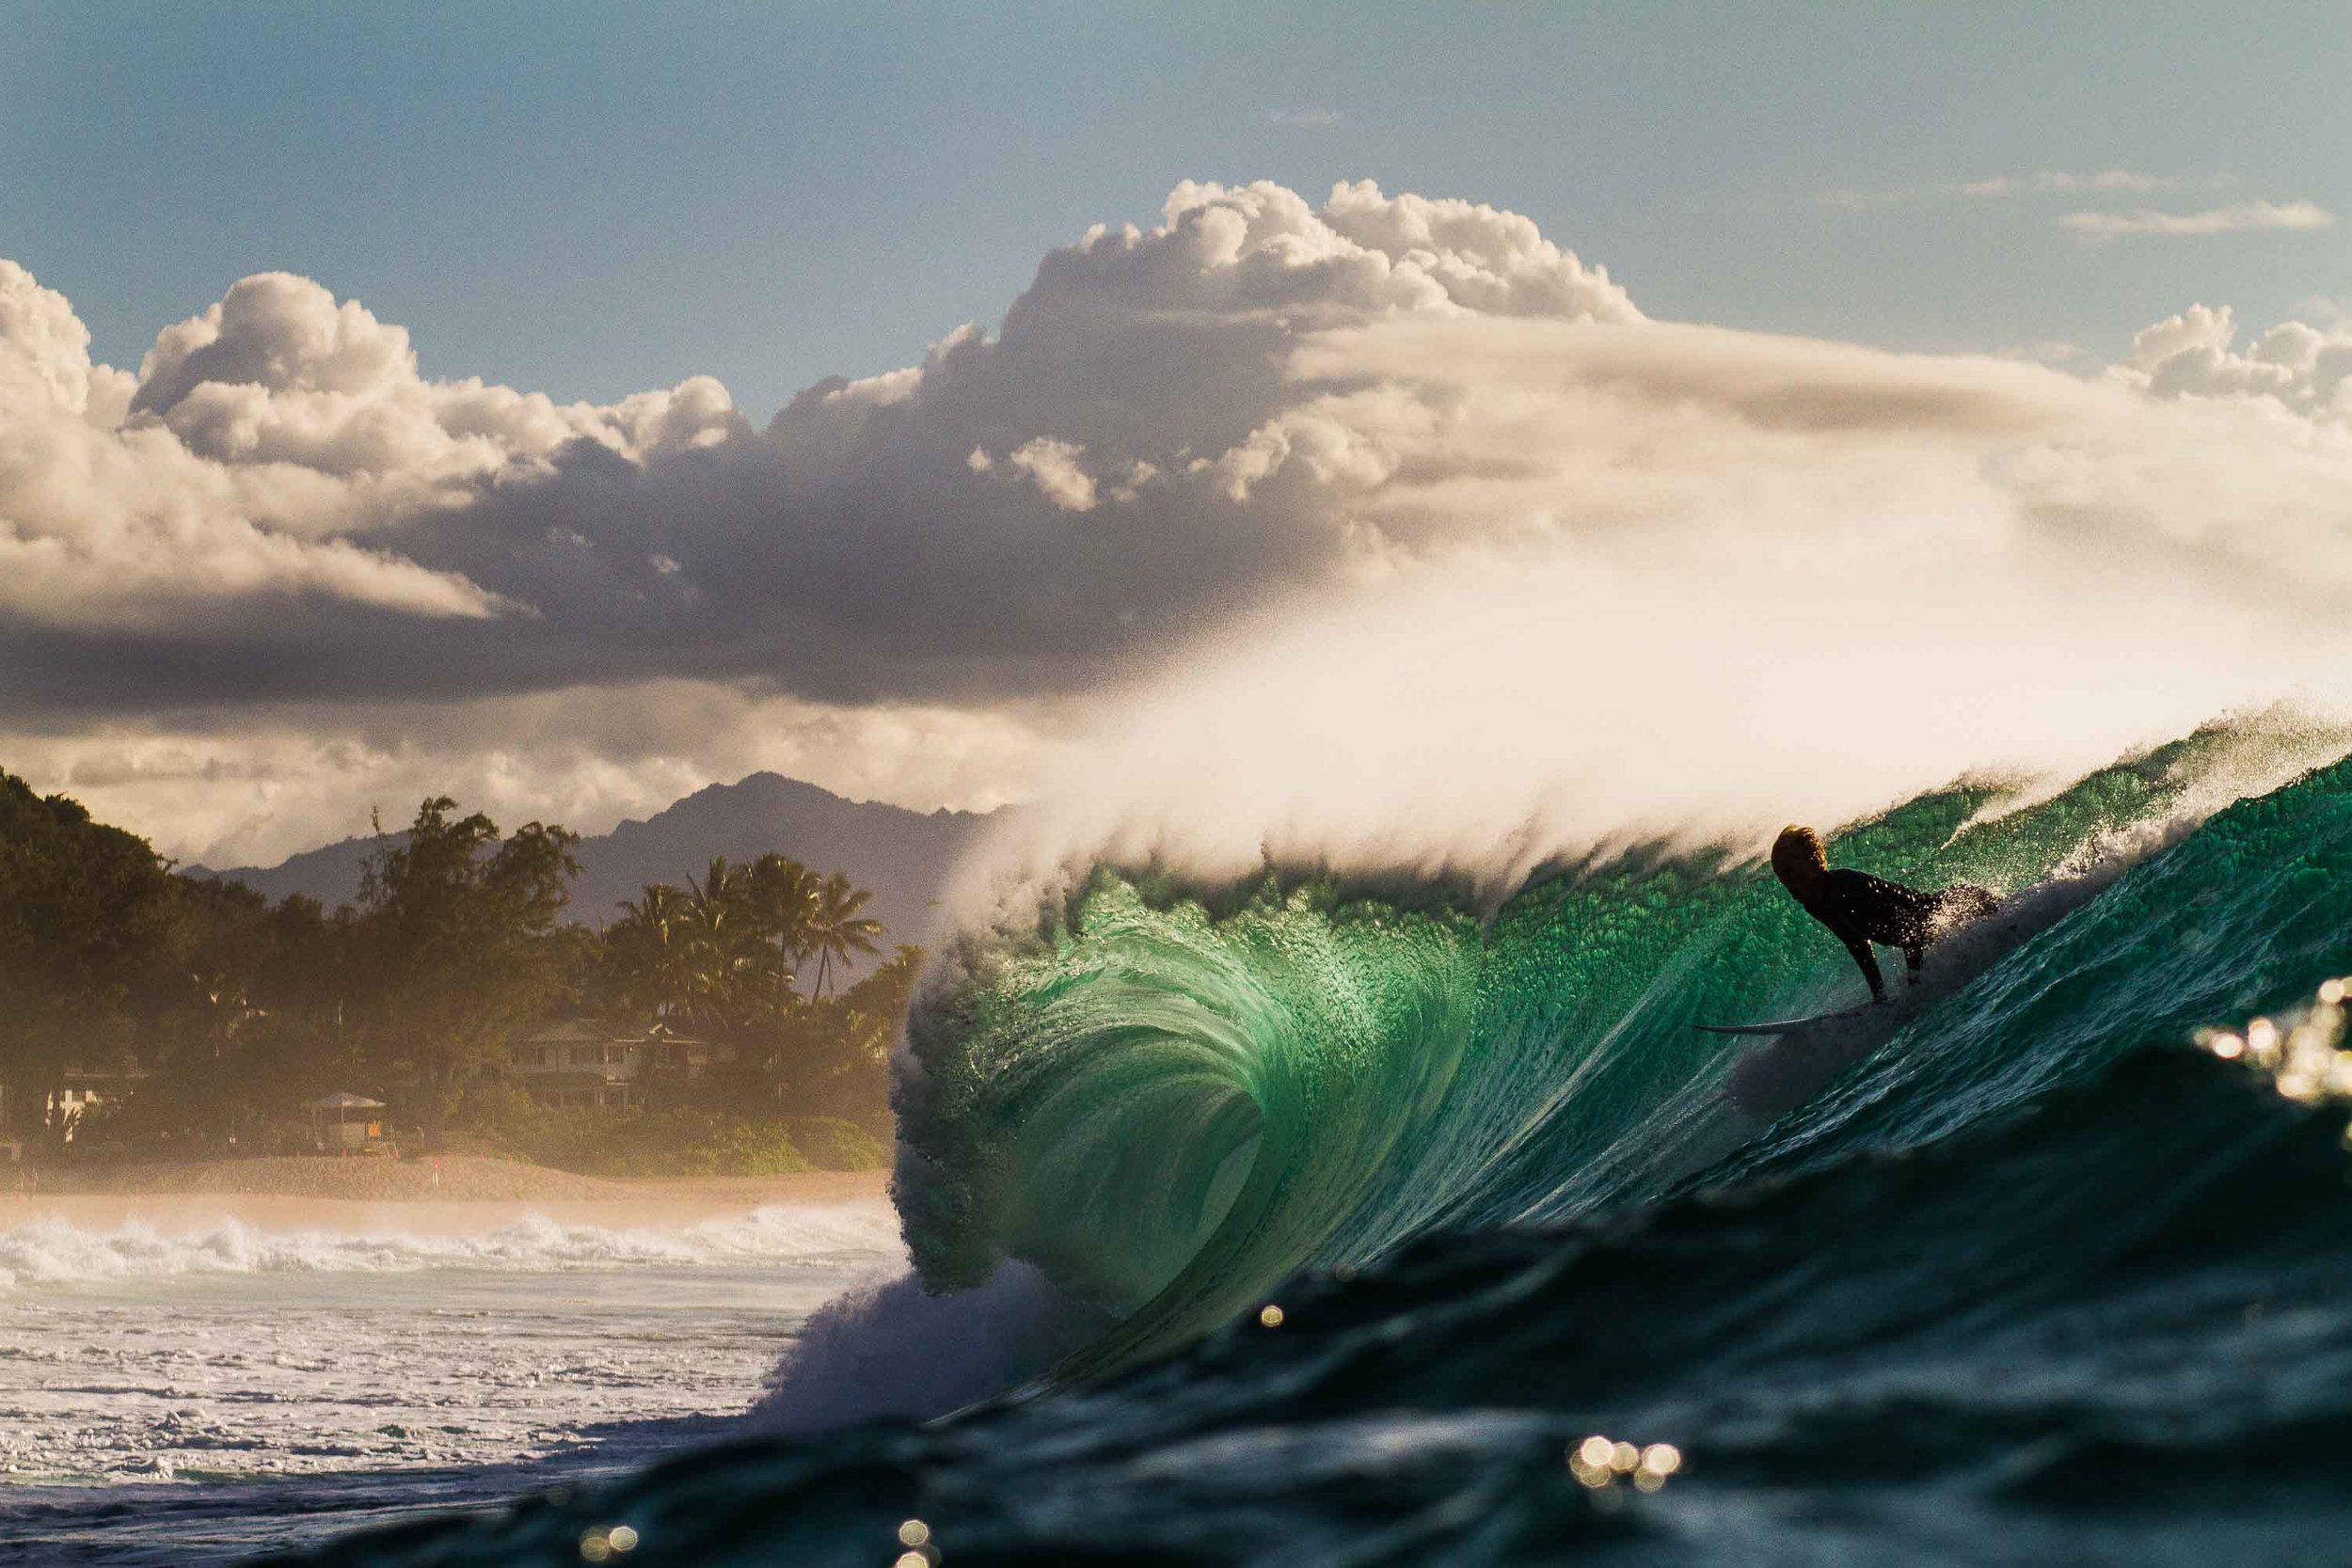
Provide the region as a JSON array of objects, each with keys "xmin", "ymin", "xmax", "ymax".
[
  {"xmin": 0, "ymin": 1204, "xmax": 901, "ymax": 1564},
  {"xmin": 245, "ymin": 717, "xmax": 2352, "ymax": 1566}
]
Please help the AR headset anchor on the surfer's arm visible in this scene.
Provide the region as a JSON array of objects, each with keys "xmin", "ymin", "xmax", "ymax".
[{"xmin": 1827, "ymin": 917, "xmax": 1888, "ymax": 1004}]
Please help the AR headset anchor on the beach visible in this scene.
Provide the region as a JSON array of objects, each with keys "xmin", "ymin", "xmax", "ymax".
[{"xmin": 3, "ymin": 1157, "xmax": 890, "ymax": 1236}]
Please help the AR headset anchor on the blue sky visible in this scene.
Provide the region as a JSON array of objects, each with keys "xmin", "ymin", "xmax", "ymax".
[{"xmin": 7, "ymin": 2, "xmax": 2346, "ymax": 419}]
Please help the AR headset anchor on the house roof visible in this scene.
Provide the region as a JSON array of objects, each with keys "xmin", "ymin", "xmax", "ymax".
[{"xmin": 305, "ymin": 1092, "xmax": 386, "ymax": 1110}]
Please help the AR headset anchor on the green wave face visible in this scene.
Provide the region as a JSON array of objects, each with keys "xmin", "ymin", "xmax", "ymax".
[{"xmin": 898, "ymin": 725, "xmax": 2352, "ymax": 1378}]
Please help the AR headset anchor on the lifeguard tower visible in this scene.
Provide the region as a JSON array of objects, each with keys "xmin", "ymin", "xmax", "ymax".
[{"xmin": 305, "ymin": 1093, "xmax": 387, "ymax": 1152}]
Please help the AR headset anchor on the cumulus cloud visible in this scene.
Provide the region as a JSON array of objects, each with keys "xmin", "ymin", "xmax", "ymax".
[
  {"xmin": 8, "ymin": 177, "xmax": 2352, "ymax": 866},
  {"xmin": 2, "ymin": 180, "xmax": 1638, "ymax": 728},
  {"xmin": 128, "ymin": 271, "xmax": 740, "ymax": 473},
  {"xmin": 2058, "ymin": 199, "xmax": 2335, "ymax": 241},
  {"xmin": 2112, "ymin": 303, "xmax": 2352, "ymax": 420},
  {"xmin": 0, "ymin": 260, "xmax": 740, "ymax": 643}
]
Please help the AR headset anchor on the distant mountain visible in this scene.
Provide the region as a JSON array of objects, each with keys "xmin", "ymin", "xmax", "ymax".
[
  {"xmin": 187, "ymin": 773, "xmax": 1005, "ymax": 956},
  {"xmin": 186, "ymin": 832, "xmax": 389, "ymax": 912}
]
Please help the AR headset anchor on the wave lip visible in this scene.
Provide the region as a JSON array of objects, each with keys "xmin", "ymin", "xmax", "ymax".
[{"xmin": 0, "ymin": 1204, "xmax": 902, "ymax": 1292}]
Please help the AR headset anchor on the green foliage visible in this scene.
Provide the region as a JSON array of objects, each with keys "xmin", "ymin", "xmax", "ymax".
[
  {"xmin": 804, "ymin": 871, "xmax": 884, "ymax": 998},
  {"xmin": 0, "ymin": 772, "xmax": 922, "ymax": 1164},
  {"xmin": 598, "ymin": 851, "xmax": 919, "ymax": 1118},
  {"xmin": 358, "ymin": 799, "xmax": 581, "ymax": 1129},
  {"xmin": 0, "ymin": 770, "xmax": 191, "ymax": 1141}
]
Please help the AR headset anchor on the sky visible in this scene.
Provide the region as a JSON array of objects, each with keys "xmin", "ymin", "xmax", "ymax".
[
  {"xmin": 9, "ymin": 4, "xmax": 2348, "ymax": 415},
  {"xmin": 4, "ymin": 3, "xmax": 2351, "ymax": 870}
]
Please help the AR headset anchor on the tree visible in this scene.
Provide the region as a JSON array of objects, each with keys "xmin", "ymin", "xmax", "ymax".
[
  {"xmin": 355, "ymin": 798, "xmax": 580, "ymax": 1136},
  {"xmin": 679, "ymin": 857, "xmax": 768, "ymax": 1032},
  {"xmin": 121, "ymin": 876, "xmax": 275, "ymax": 1144},
  {"xmin": 234, "ymin": 894, "xmax": 370, "ymax": 1116},
  {"xmin": 743, "ymin": 853, "xmax": 818, "ymax": 1016},
  {"xmin": 607, "ymin": 882, "xmax": 696, "ymax": 1022},
  {"xmin": 771, "ymin": 943, "xmax": 924, "ymax": 1117},
  {"xmin": 803, "ymin": 871, "xmax": 884, "ymax": 998},
  {"xmin": 0, "ymin": 771, "xmax": 183, "ymax": 1142}
]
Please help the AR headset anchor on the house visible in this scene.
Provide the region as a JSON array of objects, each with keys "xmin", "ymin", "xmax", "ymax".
[
  {"xmin": 503, "ymin": 1019, "xmax": 650, "ymax": 1110},
  {"xmin": 501, "ymin": 1020, "xmax": 738, "ymax": 1110},
  {"xmin": 639, "ymin": 1023, "xmax": 735, "ymax": 1086},
  {"xmin": 46, "ymin": 1056, "xmax": 151, "ymax": 1141}
]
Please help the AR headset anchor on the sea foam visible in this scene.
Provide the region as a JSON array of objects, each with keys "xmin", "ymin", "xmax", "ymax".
[{"xmin": 0, "ymin": 1203, "xmax": 901, "ymax": 1292}]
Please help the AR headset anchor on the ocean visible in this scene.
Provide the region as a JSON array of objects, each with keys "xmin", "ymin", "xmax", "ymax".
[
  {"xmin": 0, "ymin": 1207, "xmax": 901, "ymax": 1564},
  {"xmin": 27, "ymin": 732, "xmax": 2352, "ymax": 1565}
]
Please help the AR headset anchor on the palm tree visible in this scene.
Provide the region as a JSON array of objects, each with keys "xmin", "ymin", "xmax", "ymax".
[
  {"xmin": 610, "ymin": 882, "xmax": 695, "ymax": 1022},
  {"xmin": 744, "ymin": 853, "xmax": 818, "ymax": 1016},
  {"xmin": 803, "ymin": 872, "xmax": 883, "ymax": 999},
  {"xmin": 680, "ymin": 858, "xmax": 766, "ymax": 1029}
]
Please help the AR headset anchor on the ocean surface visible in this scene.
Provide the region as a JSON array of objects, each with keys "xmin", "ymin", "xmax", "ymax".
[
  {"xmin": 39, "ymin": 732, "xmax": 2352, "ymax": 1565},
  {"xmin": 0, "ymin": 1207, "xmax": 901, "ymax": 1564}
]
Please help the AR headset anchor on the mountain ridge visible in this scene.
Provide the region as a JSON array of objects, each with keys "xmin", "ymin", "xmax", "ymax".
[{"xmin": 188, "ymin": 772, "xmax": 1004, "ymax": 955}]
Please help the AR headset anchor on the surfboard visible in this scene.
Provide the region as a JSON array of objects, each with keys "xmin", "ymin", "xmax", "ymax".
[{"xmin": 1693, "ymin": 1005, "xmax": 1874, "ymax": 1037}]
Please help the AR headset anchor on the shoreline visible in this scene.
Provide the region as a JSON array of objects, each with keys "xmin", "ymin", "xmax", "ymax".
[{"xmin": 0, "ymin": 1164, "xmax": 890, "ymax": 1236}]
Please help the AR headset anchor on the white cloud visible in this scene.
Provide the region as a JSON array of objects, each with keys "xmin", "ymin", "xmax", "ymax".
[
  {"xmin": 2058, "ymin": 199, "xmax": 2335, "ymax": 241},
  {"xmin": 10, "ymin": 179, "xmax": 2352, "ymax": 874},
  {"xmin": 2114, "ymin": 303, "xmax": 2352, "ymax": 418},
  {"xmin": 1820, "ymin": 168, "xmax": 2227, "ymax": 209},
  {"xmin": 0, "ymin": 180, "xmax": 1634, "ymax": 695},
  {"xmin": 1006, "ymin": 436, "xmax": 1098, "ymax": 512},
  {"xmin": 0, "ymin": 261, "xmax": 739, "ymax": 636},
  {"xmin": 2021, "ymin": 169, "xmax": 2217, "ymax": 195}
]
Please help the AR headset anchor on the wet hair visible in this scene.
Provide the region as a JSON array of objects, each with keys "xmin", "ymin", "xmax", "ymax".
[{"xmin": 1772, "ymin": 825, "xmax": 1828, "ymax": 894}]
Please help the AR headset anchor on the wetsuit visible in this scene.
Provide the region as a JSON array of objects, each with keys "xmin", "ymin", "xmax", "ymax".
[{"xmin": 1789, "ymin": 872, "xmax": 1996, "ymax": 1004}]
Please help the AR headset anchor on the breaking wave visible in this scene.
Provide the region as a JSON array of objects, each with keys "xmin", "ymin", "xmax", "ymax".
[{"xmin": 897, "ymin": 721, "xmax": 2352, "ymax": 1380}]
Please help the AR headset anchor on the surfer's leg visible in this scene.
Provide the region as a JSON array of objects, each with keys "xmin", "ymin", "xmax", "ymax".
[{"xmin": 1903, "ymin": 942, "xmax": 1925, "ymax": 983}]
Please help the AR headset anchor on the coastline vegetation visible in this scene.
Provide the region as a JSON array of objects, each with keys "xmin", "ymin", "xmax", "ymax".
[{"xmin": 0, "ymin": 771, "xmax": 916, "ymax": 1175}]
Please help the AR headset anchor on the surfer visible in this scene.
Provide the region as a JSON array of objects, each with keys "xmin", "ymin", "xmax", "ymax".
[{"xmin": 1770, "ymin": 826, "xmax": 1996, "ymax": 1005}]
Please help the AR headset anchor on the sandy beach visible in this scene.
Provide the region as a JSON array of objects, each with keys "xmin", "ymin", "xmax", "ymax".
[{"xmin": 0, "ymin": 1159, "xmax": 889, "ymax": 1235}]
